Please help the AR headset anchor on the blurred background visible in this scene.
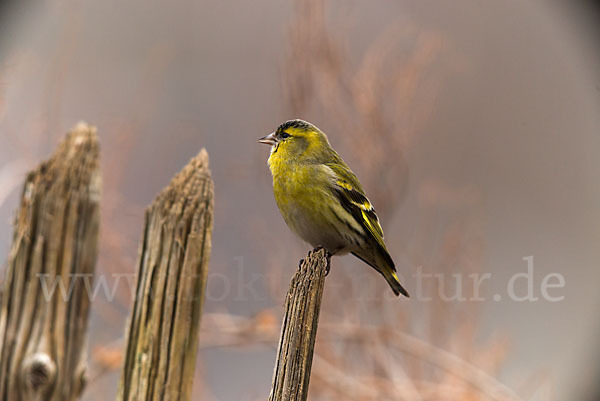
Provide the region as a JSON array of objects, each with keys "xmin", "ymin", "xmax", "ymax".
[{"xmin": 0, "ymin": 0, "xmax": 599, "ymax": 400}]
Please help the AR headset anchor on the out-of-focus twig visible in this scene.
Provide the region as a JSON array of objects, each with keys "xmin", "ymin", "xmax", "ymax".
[{"xmin": 200, "ymin": 312, "xmax": 523, "ymax": 401}]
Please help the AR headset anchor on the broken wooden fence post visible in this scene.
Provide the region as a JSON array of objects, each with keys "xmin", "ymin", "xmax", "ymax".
[
  {"xmin": 116, "ymin": 149, "xmax": 213, "ymax": 401},
  {"xmin": 0, "ymin": 123, "xmax": 101, "ymax": 401},
  {"xmin": 269, "ymin": 248, "xmax": 328, "ymax": 401}
]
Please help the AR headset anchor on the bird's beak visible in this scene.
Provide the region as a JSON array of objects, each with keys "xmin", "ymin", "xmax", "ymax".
[{"xmin": 258, "ymin": 132, "xmax": 277, "ymax": 146}]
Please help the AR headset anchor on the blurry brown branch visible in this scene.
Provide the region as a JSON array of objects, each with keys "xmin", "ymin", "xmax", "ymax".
[
  {"xmin": 116, "ymin": 149, "xmax": 213, "ymax": 401},
  {"xmin": 203, "ymin": 313, "xmax": 520, "ymax": 401},
  {"xmin": 0, "ymin": 123, "xmax": 101, "ymax": 401},
  {"xmin": 269, "ymin": 249, "xmax": 328, "ymax": 401}
]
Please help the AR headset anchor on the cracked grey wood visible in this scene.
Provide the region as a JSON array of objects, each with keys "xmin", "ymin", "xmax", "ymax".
[
  {"xmin": 0, "ymin": 123, "xmax": 101, "ymax": 401},
  {"xmin": 269, "ymin": 249, "xmax": 328, "ymax": 401},
  {"xmin": 116, "ymin": 149, "xmax": 213, "ymax": 401}
]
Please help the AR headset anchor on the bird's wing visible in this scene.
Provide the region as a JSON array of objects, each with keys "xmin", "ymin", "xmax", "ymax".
[{"xmin": 325, "ymin": 163, "xmax": 386, "ymax": 249}]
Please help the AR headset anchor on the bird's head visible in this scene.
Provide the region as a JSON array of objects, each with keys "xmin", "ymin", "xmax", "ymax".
[{"xmin": 258, "ymin": 119, "xmax": 331, "ymax": 161}]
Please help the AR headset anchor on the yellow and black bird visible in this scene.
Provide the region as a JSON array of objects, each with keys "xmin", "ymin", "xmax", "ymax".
[{"xmin": 259, "ymin": 119, "xmax": 409, "ymax": 297}]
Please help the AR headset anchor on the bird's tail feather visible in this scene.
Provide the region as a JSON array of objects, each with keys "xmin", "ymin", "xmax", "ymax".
[
  {"xmin": 351, "ymin": 249, "xmax": 409, "ymax": 297},
  {"xmin": 384, "ymin": 269, "xmax": 410, "ymax": 298}
]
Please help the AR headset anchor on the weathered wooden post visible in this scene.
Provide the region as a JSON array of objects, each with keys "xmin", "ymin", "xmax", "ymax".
[
  {"xmin": 269, "ymin": 248, "xmax": 328, "ymax": 401},
  {"xmin": 0, "ymin": 123, "xmax": 101, "ymax": 401},
  {"xmin": 116, "ymin": 149, "xmax": 213, "ymax": 401}
]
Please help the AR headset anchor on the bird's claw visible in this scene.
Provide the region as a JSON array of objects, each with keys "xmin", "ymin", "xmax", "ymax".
[{"xmin": 324, "ymin": 249, "xmax": 332, "ymax": 276}]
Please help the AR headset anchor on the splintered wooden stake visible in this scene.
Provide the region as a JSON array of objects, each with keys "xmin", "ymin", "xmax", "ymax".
[
  {"xmin": 0, "ymin": 123, "xmax": 101, "ymax": 401},
  {"xmin": 116, "ymin": 149, "xmax": 213, "ymax": 401},
  {"xmin": 269, "ymin": 248, "xmax": 328, "ymax": 401}
]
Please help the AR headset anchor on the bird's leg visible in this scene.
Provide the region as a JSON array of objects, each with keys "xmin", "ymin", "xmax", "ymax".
[{"xmin": 324, "ymin": 251, "xmax": 332, "ymax": 276}]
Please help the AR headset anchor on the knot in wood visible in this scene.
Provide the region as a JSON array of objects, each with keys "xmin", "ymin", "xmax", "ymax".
[{"xmin": 21, "ymin": 352, "xmax": 56, "ymax": 392}]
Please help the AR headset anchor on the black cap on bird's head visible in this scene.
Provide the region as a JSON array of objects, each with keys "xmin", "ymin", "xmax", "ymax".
[
  {"xmin": 258, "ymin": 119, "xmax": 321, "ymax": 146},
  {"xmin": 276, "ymin": 119, "xmax": 313, "ymax": 133}
]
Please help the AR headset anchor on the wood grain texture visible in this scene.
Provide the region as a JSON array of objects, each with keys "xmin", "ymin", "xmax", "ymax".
[
  {"xmin": 269, "ymin": 248, "xmax": 328, "ymax": 401},
  {"xmin": 0, "ymin": 123, "xmax": 101, "ymax": 401},
  {"xmin": 116, "ymin": 149, "xmax": 213, "ymax": 401}
]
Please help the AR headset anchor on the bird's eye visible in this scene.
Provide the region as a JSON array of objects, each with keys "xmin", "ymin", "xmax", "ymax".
[{"xmin": 280, "ymin": 132, "xmax": 291, "ymax": 139}]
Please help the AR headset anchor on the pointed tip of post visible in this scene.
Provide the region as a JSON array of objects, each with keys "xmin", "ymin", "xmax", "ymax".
[
  {"xmin": 63, "ymin": 122, "xmax": 99, "ymax": 157},
  {"xmin": 73, "ymin": 121, "xmax": 96, "ymax": 133},
  {"xmin": 70, "ymin": 122, "xmax": 98, "ymax": 143},
  {"xmin": 198, "ymin": 147, "xmax": 209, "ymax": 162},
  {"xmin": 185, "ymin": 148, "xmax": 210, "ymax": 174}
]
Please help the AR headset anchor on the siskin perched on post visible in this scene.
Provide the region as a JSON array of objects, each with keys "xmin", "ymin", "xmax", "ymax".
[{"xmin": 259, "ymin": 119, "xmax": 409, "ymax": 297}]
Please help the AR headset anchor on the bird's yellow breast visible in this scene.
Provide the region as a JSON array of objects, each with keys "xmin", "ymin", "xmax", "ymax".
[
  {"xmin": 269, "ymin": 155, "xmax": 324, "ymax": 208},
  {"xmin": 269, "ymin": 154, "xmax": 329, "ymax": 229}
]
